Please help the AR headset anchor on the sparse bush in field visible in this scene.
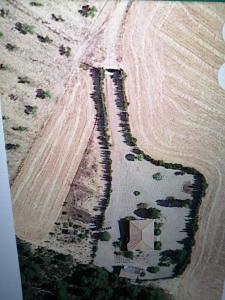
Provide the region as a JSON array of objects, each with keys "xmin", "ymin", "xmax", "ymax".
[
  {"xmin": 59, "ymin": 45, "xmax": 71, "ymax": 57},
  {"xmin": 147, "ymin": 266, "xmax": 160, "ymax": 273},
  {"xmin": 30, "ymin": 2, "xmax": 43, "ymax": 6},
  {"xmin": 24, "ymin": 105, "xmax": 38, "ymax": 115},
  {"xmin": 79, "ymin": 5, "xmax": 97, "ymax": 18},
  {"xmin": 5, "ymin": 143, "xmax": 20, "ymax": 150},
  {"xmin": 36, "ymin": 89, "xmax": 51, "ymax": 99},
  {"xmin": 15, "ymin": 22, "xmax": 34, "ymax": 35},
  {"xmin": 154, "ymin": 241, "xmax": 162, "ymax": 250},
  {"xmin": 133, "ymin": 190, "xmax": 140, "ymax": 196},
  {"xmin": 51, "ymin": 14, "xmax": 64, "ymax": 22},
  {"xmin": 152, "ymin": 172, "xmax": 163, "ymax": 181},
  {"xmin": 98, "ymin": 231, "xmax": 111, "ymax": 241},
  {"xmin": 12, "ymin": 126, "xmax": 28, "ymax": 131},
  {"xmin": 0, "ymin": 9, "xmax": 9, "ymax": 18},
  {"xmin": 18, "ymin": 76, "xmax": 31, "ymax": 84},
  {"xmin": 9, "ymin": 94, "xmax": 18, "ymax": 101},
  {"xmin": 0, "ymin": 63, "xmax": 10, "ymax": 71},
  {"xmin": 37, "ymin": 34, "xmax": 53, "ymax": 43},
  {"xmin": 137, "ymin": 202, "xmax": 148, "ymax": 209},
  {"xmin": 0, "ymin": 32, "xmax": 3, "ymax": 38},
  {"xmin": 2, "ymin": 115, "xmax": 9, "ymax": 120},
  {"xmin": 6, "ymin": 43, "xmax": 19, "ymax": 51}
]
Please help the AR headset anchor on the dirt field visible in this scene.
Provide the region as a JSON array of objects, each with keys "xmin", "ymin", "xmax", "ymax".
[{"xmin": 2, "ymin": 1, "xmax": 225, "ymax": 300}]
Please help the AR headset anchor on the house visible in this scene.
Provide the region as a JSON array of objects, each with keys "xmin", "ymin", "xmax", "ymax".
[{"xmin": 127, "ymin": 219, "xmax": 154, "ymax": 251}]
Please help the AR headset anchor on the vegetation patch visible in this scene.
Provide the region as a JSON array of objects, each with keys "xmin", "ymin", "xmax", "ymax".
[
  {"xmin": 18, "ymin": 76, "xmax": 31, "ymax": 84},
  {"xmin": 5, "ymin": 143, "xmax": 20, "ymax": 150},
  {"xmin": 24, "ymin": 105, "xmax": 38, "ymax": 115},
  {"xmin": 0, "ymin": 32, "xmax": 3, "ymax": 38},
  {"xmin": 0, "ymin": 63, "xmax": 10, "ymax": 71},
  {"xmin": 154, "ymin": 241, "xmax": 162, "ymax": 251},
  {"xmin": 134, "ymin": 207, "xmax": 160, "ymax": 219},
  {"xmin": 59, "ymin": 45, "xmax": 71, "ymax": 57},
  {"xmin": 30, "ymin": 2, "xmax": 43, "ymax": 6},
  {"xmin": 152, "ymin": 172, "xmax": 163, "ymax": 181},
  {"xmin": 0, "ymin": 9, "xmax": 9, "ymax": 18},
  {"xmin": 36, "ymin": 89, "xmax": 51, "ymax": 99},
  {"xmin": 147, "ymin": 266, "xmax": 160, "ymax": 273},
  {"xmin": 6, "ymin": 43, "xmax": 19, "ymax": 51},
  {"xmin": 133, "ymin": 190, "xmax": 140, "ymax": 196},
  {"xmin": 37, "ymin": 34, "xmax": 53, "ymax": 43},
  {"xmin": 12, "ymin": 126, "xmax": 28, "ymax": 132},
  {"xmin": 51, "ymin": 14, "xmax": 64, "ymax": 22},
  {"xmin": 98, "ymin": 231, "xmax": 111, "ymax": 241},
  {"xmin": 157, "ymin": 197, "xmax": 191, "ymax": 208},
  {"xmin": 15, "ymin": 22, "xmax": 34, "ymax": 35},
  {"xmin": 79, "ymin": 5, "xmax": 97, "ymax": 18}
]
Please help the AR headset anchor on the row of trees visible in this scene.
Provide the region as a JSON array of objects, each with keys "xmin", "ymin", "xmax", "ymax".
[{"xmin": 89, "ymin": 67, "xmax": 113, "ymax": 260}]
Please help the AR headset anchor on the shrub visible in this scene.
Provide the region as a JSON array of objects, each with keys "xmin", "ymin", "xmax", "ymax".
[
  {"xmin": 30, "ymin": 2, "xmax": 43, "ymax": 6},
  {"xmin": 149, "ymin": 207, "xmax": 161, "ymax": 219},
  {"xmin": 0, "ymin": 32, "xmax": 3, "ymax": 38},
  {"xmin": 37, "ymin": 34, "xmax": 53, "ymax": 43},
  {"xmin": 133, "ymin": 191, "xmax": 140, "ymax": 196},
  {"xmin": 51, "ymin": 14, "xmax": 64, "ymax": 22},
  {"xmin": 6, "ymin": 43, "xmax": 19, "ymax": 51},
  {"xmin": 122, "ymin": 251, "xmax": 133, "ymax": 259},
  {"xmin": 18, "ymin": 76, "xmax": 31, "ymax": 84},
  {"xmin": 0, "ymin": 9, "xmax": 9, "ymax": 18},
  {"xmin": 154, "ymin": 241, "xmax": 162, "ymax": 250},
  {"xmin": 137, "ymin": 202, "xmax": 148, "ymax": 209},
  {"xmin": 152, "ymin": 172, "xmax": 163, "ymax": 181},
  {"xmin": 112, "ymin": 240, "xmax": 122, "ymax": 248},
  {"xmin": 0, "ymin": 63, "xmax": 10, "ymax": 70},
  {"xmin": 2, "ymin": 115, "xmax": 9, "ymax": 120},
  {"xmin": 79, "ymin": 5, "xmax": 97, "ymax": 18},
  {"xmin": 15, "ymin": 22, "xmax": 34, "ymax": 34},
  {"xmin": 24, "ymin": 105, "xmax": 38, "ymax": 115},
  {"xmin": 36, "ymin": 89, "xmax": 51, "ymax": 99},
  {"xmin": 12, "ymin": 126, "xmax": 28, "ymax": 131},
  {"xmin": 59, "ymin": 45, "xmax": 71, "ymax": 57},
  {"xmin": 99, "ymin": 231, "xmax": 111, "ymax": 241},
  {"xmin": 154, "ymin": 228, "xmax": 161, "ymax": 236},
  {"xmin": 5, "ymin": 143, "xmax": 20, "ymax": 150},
  {"xmin": 147, "ymin": 266, "xmax": 160, "ymax": 273},
  {"xmin": 137, "ymin": 153, "xmax": 144, "ymax": 161}
]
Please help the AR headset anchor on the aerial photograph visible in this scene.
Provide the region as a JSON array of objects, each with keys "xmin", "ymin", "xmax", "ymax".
[{"xmin": 1, "ymin": 1, "xmax": 225, "ymax": 299}]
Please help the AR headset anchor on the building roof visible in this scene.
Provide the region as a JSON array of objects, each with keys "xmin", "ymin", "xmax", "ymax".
[{"xmin": 127, "ymin": 219, "xmax": 154, "ymax": 251}]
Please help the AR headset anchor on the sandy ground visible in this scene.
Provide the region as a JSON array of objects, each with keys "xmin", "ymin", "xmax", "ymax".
[{"xmin": 2, "ymin": 1, "xmax": 225, "ymax": 299}]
